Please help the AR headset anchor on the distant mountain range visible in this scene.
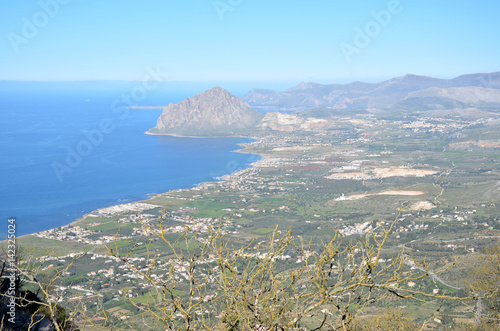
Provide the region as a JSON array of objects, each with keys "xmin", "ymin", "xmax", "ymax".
[
  {"xmin": 148, "ymin": 86, "xmax": 263, "ymax": 136},
  {"xmin": 242, "ymin": 72, "xmax": 500, "ymax": 111},
  {"xmin": 148, "ymin": 71, "xmax": 500, "ymax": 136}
]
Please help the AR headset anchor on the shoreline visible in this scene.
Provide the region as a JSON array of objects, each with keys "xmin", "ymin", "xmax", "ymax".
[
  {"xmin": 22, "ymin": 135, "xmax": 265, "ymax": 238},
  {"xmin": 145, "ymin": 130, "xmax": 256, "ymax": 139}
]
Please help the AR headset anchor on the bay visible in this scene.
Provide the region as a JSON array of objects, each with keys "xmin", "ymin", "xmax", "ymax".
[{"xmin": 0, "ymin": 83, "xmax": 260, "ymax": 237}]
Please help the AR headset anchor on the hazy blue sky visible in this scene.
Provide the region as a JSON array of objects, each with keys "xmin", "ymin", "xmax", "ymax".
[{"xmin": 1, "ymin": 0, "xmax": 499, "ymax": 84}]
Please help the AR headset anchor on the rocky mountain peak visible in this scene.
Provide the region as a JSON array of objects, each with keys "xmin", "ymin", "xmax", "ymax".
[{"xmin": 149, "ymin": 87, "xmax": 263, "ymax": 136}]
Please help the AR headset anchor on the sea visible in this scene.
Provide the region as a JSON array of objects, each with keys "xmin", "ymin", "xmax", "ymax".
[{"xmin": 0, "ymin": 82, "xmax": 261, "ymax": 238}]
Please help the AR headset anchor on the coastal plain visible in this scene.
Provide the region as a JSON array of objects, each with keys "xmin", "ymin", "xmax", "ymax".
[{"xmin": 6, "ymin": 102, "xmax": 500, "ymax": 329}]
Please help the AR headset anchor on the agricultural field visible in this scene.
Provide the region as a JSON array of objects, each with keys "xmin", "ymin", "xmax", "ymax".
[{"xmin": 3, "ymin": 108, "xmax": 499, "ymax": 329}]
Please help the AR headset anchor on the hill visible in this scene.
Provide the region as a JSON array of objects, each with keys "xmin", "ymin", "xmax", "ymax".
[
  {"xmin": 242, "ymin": 71, "xmax": 500, "ymax": 111},
  {"xmin": 148, "ymin": 86, "xmax": 263, "ymax": 136}
]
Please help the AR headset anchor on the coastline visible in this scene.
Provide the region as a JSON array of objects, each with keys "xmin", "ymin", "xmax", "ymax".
[
  {"xmin": 144, "ymin": 130, "xmax": 255, "ymax": 139},
  {"xmin": 27, "ymin": 135, "xmax": 264, "ymax": 238}
]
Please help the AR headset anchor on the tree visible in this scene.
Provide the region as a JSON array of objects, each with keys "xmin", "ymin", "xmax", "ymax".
[
  {"xmin": 350, "ymin": 309, "xmax": 418, "ymax": 330},
  {"xmin": 3, "ymin": 213, "xmax": 471, "ymax": 330},
  {"xmin": 84, "ymin": 214, "xmax": 465, "ymax": 330},
  {"xmin": 468, "ymin": 244, "xmax": 500, "ymax": 329},
  {"xmin": 0, "ymin": 248, "xmax": 81, "ymax": 331}
]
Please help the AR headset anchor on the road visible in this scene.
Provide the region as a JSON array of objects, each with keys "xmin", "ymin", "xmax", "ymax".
[{"xmin": 402, "ymin": 254, "xmax": 461, "ymax": 290}]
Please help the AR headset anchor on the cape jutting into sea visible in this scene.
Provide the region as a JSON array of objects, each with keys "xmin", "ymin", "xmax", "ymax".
[{"xmin": 0, "ymin": 82, "xmax": 260, "ymax": 237}]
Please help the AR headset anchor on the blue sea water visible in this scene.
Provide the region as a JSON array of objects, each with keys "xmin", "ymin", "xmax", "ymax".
[{"xmin": 0, "ymin": 82, "xmax": 260, "ymax": 237}]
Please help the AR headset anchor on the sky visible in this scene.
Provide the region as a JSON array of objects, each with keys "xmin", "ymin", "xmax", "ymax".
[{"xmin": 1, "ymin": 0, "xmax": 500, "ymax": 86}]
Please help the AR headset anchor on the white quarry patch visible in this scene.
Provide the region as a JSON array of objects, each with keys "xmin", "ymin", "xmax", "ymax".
[
  {"xmin": 409, "ymin": 201, "xmax": 436, "ymax": 210},
  {"xmin": 335, "ymin": 190, "xmax": 425, "ymax": 201},
  {"xmin": 326, "ymin": 166, "xmax": 438, "ymax": 180},
  {"xmin": 259, "ymin": 113, "xmax": 328, "ymax": 131}
]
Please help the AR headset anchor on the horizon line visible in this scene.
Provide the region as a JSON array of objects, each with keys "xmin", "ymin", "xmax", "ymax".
[{"xmin": 0, "ymin": 70, "xmax": 498, "ymax": 86}]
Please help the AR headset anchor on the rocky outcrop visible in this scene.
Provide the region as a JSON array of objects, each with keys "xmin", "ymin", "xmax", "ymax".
[{"xmin": 149, "ymin": 86, "xmax": 263, "ymax": 136}]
